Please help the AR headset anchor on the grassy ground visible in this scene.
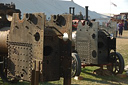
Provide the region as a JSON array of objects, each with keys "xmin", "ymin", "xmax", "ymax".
[{"xmin": 1, "ymin": 31, "xmax": 128, "ymax": 85}]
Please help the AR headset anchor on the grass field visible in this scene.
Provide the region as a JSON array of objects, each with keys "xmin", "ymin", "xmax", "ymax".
[{"xmin": 1, "ymin": 31, "xmax": 128, "ymax": 85}]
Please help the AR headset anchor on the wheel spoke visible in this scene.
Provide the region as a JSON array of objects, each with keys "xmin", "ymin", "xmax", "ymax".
[
  {"xmin": 108, "ymin": 52, "xmax": 124, "ymax": 74},
  {"xmin": 116, "ymin": 62, "xmax": 120, "ymax": 66},
  {"xmin": 71, "ymin": 56, "xmax": 77, "ymax": 76}
]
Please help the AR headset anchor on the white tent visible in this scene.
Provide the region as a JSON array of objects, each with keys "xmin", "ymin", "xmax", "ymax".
[{"xmin": 1, "ymin": 0, "xmax": 109, "ymax": 23}]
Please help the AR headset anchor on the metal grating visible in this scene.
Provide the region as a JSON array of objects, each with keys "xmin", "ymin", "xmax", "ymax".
[{"xmin": 77, "ymin": 40, "xmax": 91, "ymax": 63}]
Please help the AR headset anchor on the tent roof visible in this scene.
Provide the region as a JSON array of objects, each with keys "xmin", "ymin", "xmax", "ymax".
[{"xmin": 1, "ymin": 0, "xmax": 109, "ymax": 19}]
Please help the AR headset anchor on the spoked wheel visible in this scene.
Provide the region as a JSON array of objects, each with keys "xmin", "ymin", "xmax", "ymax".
[
  {"xmin": 107, "ymin": 52, "xmax": 124, "ymax": 75},
  {"xmin": 71, "ymin": 53, "xmax": 81, "ymax": 77}
]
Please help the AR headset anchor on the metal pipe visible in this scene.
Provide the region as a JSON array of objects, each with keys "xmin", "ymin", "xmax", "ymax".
[
  {"xmin": 73, "ymin": 7, "xmax": 75, "ymax": 15},
  {"xmin": 69, "ymin": 7, "xmax": 71, "ymax": 14},
  {"xmin": 0, "ymin": 27, "xmax": 10, "ymax": 53},
  {"xmin": 69, "ymin": 7, "xmax": 75, "ymax": 15},
  {"xmin": 85, "ymin": 6, "xmax": 88, "ymax": 21}
]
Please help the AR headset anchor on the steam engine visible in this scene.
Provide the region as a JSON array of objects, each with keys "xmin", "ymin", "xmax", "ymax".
[{"xmin": 0, "ymin": 3, "xmax": 72, "ymax": 85}]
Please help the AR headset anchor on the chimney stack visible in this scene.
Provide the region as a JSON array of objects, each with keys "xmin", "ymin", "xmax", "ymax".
[
  {"xmin": 69, "ymin": 7, "xmax": 75, "ymax": 15},
  {"xmin": 85, "ymin": 6, "xmax": 88, "ymax": 21}
]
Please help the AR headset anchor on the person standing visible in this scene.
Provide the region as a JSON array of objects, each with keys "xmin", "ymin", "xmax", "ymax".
[
  {"xmin": 118, "ymin": 21, "xmax": 124, "ymax": 37},
  {"xmin": 116, "ymin": 22, "xmax": 119, "ymax": 37}
]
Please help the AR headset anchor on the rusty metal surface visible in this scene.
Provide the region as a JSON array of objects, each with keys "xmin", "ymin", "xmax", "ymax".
[
  {"xmin": 0, "ymin": 3, "xmax": 21, "ymax": 53},
  {"xmin": 97, "ymin": 30, "xmax": 110, "ymax": 64},
  {"xmin": 7, "ymin": 13, "xmax": 45, "ymax": 81},
  {"xmin": 76, "ymin": 21, "xmax": 117, "ymax": 65},
  {"xmin": 42, "ymin": 28, "xmax": 60, "ymax": 81},
  {"xmin": 0, "ymin": 30, "xmax": 9, "ymax": 53},
  {"xmin": 0, "ymin": 3, "xmax": 72, "ymax": 83},
  {"xmin": 0, "ymin": 3, "xmax": 21, "ymax": 28},
  {"xmin": 7, "ymin": 43, "xmax": 32, "ymax": 81},
  {"xmin": 97, "ymin": 21, "xmax": 117, "ymax": 64},
  {"xmin": 0, "ymin": 2, "xmax": 72, "ymax": 85},
  {"xmin": 76, "ymin": 21, "xmax": 98, "ymax": 64},
  {"xmin": 41, "ymin": 14, "xmax": 72, "ymax": 82},
  {"xmin": 3, "ymin": 13, "xmax": 72, "ymax": 85},
  {"xmin": 31, "ymin": 70, "xmax": 39, "ymax": 85}
]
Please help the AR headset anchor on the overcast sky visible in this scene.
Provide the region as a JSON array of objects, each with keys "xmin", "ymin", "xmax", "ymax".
[{"xmin": 64, "ymin": 0, "xmax": 128, "ymax": 14}]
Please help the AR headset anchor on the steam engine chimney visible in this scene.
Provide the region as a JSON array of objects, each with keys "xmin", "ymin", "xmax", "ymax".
[
  {"xmin": 85, "ymin": 6, "xmax": 88, "ymax": 21},
  {"xmin": 69, "ymin": 7, "xmax": 75, "ymax": 15}
]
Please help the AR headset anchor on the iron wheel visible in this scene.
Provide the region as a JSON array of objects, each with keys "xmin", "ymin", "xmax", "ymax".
[
  {"xmin": 107, "ymin": 52, "xmax": 124, "ymax": 75},
  {"xmin": 71, "ymin": 53, "xmax": 81, "ymax": 77}
]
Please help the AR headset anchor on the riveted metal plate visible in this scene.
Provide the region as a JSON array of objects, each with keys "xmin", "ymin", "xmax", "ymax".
[
  {"xmin": 7, "ymin": 13, "xmax": 72, "ymax": 84},
  {"xmin": 7, "ymin": 42, "xmax": 32, "ymax": 81},
  {"xmin": 8, "ymin": 13, "xmax": 45, "ymax": 81},
  {"xmin": 76, "ymin": 21, "xmax": 98, "ymax": 64},
  {"xmin": 76, "ymin": 40, "xmax": 90, "ymax": 63}
]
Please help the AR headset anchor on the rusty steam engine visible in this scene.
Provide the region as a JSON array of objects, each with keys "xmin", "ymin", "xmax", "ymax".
[
  {"xmin": 0, "ymin": 2, "xmax": 125, "ymax": 85},
  {"xmin": 0, "ymin": 3, "xmax": 72, "ymax": 85},
  {"xmin": 71, "ymin": 6, "xmax": 124, "ymax": 77}
]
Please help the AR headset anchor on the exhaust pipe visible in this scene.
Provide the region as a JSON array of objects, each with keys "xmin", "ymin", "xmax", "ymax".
[
  {"xmin": 69, "ymin": 7, "xmax": 75, "ymax": 15},
  {"xmin": 72, "ymin": 7, "xmax": 75, "ymax": 15},
  {"xmin": 85, "ymin": 6, "xmax": 88, "ymax": 21},
  {"xmin": 69, "ymin": 7, "xmax": 71, "ymax": 14}
]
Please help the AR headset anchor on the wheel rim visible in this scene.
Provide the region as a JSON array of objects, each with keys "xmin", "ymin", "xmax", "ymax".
[
  {"xmin": 112, "ymin": 55, "xmax": 120, "ymax": 74},
  {"xmin": 71, "ymin": 56, "xmax": 77, "ymax": 77},
  {"xmin": 107, "ymin": 52, "xmax": 124, "ymax": 75}
]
